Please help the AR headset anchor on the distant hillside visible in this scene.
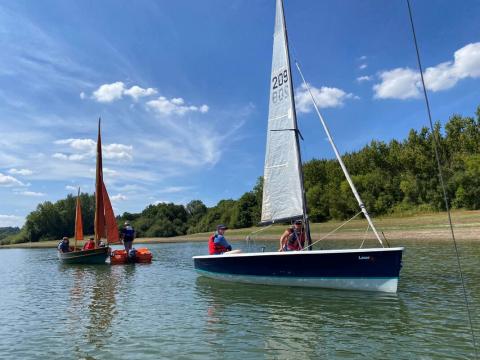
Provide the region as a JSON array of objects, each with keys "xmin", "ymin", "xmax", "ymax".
[{"xmin": 0, "ymin": 227, "xmax": 20, "ymax": 241}]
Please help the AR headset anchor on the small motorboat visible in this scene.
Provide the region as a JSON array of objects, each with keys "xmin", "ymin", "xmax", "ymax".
[{"xmin": 110, "ymin": 248, "xmax": 153, "ymax": 264}]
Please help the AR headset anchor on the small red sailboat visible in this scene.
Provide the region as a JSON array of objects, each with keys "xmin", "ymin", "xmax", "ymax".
[{"xmin": 58, "ymin": 120, "xmax": 113, "ymax": 264}]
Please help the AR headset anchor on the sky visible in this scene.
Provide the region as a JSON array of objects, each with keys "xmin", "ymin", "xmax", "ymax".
[{"xmin": 0, "ymin": 0, "xmax": 479, "ymax": 227}]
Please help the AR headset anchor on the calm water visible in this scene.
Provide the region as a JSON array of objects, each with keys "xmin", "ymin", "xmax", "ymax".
[{"xmin": 0, "ymin": 240, "xmax": 479, "ymax": 359}]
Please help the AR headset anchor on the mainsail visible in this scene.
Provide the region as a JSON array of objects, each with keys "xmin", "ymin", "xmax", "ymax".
[
  {"xmin": 261, "ymin": 0, "xmax": 305, "ymax": 224},
  {"xmin": 94, "ymin": 118, "xmax": 119, "ymax": 245}
]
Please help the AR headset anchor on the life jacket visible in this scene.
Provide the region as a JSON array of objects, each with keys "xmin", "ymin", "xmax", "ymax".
[
  {"xmin": 83, "ymin": 241, "xmax": 95, "ymax": 250},
  {"xmin": 285, "ymin": 228, "xmax": 305, "ymax": 251},
  {"xmin": 209, "ymin": 233, "xmax": 229, "ymax": 255},
  {"xmin": 122, "ymin": 226, "xmax": 135, "ymax": 241}
]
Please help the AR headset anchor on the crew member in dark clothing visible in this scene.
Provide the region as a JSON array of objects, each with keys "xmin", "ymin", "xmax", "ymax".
[
  {"xmin": 57, "ymin": 237, "xmax": 71, "ymax": 253},
  {"xmin": 121, "ymin": 221, "xmax": 135, "ymax": 252}
]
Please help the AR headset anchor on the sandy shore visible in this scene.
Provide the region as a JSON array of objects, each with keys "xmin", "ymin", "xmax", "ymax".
[
  {"xmin": 0, "ymin": 224, "xmax": 480, "ymax": 249},
  {"xmin": 2, "ymin": 210, "xmax": 479, "ymax": 249}
]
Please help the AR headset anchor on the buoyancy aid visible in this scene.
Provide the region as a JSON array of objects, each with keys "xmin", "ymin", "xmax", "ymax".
[
  {"xmin": 285, "ymin": 228, "xmax": 305, "ymax": 251},
  {"xmin": 122, "ymin": 226, "xmax": 135, "ymax": 241},
  {"xmin": 83, "ymin": 241, "xmax": 95, "ymax": 250},
  {"xmin": 209, "ymin": 233, "xmax": 229, "ymax": 255}
]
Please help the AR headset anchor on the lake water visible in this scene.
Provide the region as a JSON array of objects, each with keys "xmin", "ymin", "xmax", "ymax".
[{"xmin": 0, "ymin": 240, "xmax": 479, "ymax": 359}]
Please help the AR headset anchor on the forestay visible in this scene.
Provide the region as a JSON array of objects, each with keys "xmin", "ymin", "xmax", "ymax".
[{"xmin": 261, "ymin": 0, "xmax": 304, "ymax": 224}]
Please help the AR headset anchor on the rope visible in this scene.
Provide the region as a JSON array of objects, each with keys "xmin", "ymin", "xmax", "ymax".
[
  {"xmin": 359, "ymin": 223, "xmax": 370, "ymax": 249},
  {"xmin": 305, "ymin": 211, "xmax": 363, "ymax": 249},
  {"xmin": 407, "ymin": 0, "xmax": 478, "ymax": 357}
]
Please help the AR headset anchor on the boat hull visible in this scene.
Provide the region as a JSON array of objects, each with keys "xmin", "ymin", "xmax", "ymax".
[
  {"xmin": 193, "ymin": 247, "xmax": 404, "ymax": 293},
  {"xmin": 58, "ymin": 247, "xmax": 110, "ymax": 264}
]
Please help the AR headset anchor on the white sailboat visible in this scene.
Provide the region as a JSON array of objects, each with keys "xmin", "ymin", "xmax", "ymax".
[{"xmin": 193, "ymin": 0, "xmax": 404, "ymax": 293}]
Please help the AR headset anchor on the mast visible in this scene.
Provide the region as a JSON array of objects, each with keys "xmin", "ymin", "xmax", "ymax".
[
  {"xmin": 295, "ymin": 62, "xmax": 384, "ymax": 247},
  {"xmin": 94, "ymin": 118, "xmax": 105, "ymax": 247},
  {"xmin": 280, "ymin": 0, "xmax": 311, "ymax": 249}
]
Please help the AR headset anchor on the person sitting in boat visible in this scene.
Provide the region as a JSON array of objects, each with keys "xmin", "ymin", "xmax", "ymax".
[
  {"xmin": 57, "ymin": 237, "xmax": 71, "ymax": 253},
  {"xmin": 209, "ymin": 224, "xmax": 232, "ymax": 255},
  {"xmin": 82, "ymin": 237, "xmax": 96, "ymax": 250},
  {"xmin": 121, "ymin": 221, "xmax": 135, "ymax": 253},
  {"xmin": 279, "ymin": 220, "xmax": 305, "ymax": 251}
]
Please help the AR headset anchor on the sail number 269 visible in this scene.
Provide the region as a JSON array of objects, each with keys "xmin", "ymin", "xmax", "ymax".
[{"xmin": 271, "ymin": 70, "xmax": 289, "ymax": 103}]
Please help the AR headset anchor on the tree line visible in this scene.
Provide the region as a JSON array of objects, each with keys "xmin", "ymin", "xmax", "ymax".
[{"xmin": 2, "ymin": 107, "xmax": 479, "ymax": 245}]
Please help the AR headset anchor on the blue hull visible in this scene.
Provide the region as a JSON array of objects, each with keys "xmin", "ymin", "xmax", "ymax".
[{"xmin": 193, "ymin": 247, "xmax": 404, "ymax": 293}]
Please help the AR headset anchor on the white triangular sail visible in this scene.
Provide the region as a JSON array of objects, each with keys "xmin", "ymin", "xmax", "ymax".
[{"xmin": 261, "ymin": 0, "xmax": 304, "ymax": 223}]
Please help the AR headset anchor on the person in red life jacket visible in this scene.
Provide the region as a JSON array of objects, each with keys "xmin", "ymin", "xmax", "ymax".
[
  {"xmin": 279, "ymin": 219, "xmax": 305, "ymax": 251},
  {"xmin": 209, "ymin": 224, "xmax": 232, "ymax": 255},
  {"xmin": 83, "ymin": 237, "xmax": 96, "ymax": 250}
]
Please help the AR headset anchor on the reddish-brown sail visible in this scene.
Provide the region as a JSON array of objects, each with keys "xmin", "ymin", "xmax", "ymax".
[
  {"xmin": 102, "ymin": 180, "xmax": 120, "ymax": 244},
  {"xmin": 94, "ymin": 119, "xmax": 106, "ymax": 245},
  {"xmin": 74, "ymin": 187, "xmax": 84, "ymax": 251},
  {"xmin": 94, "ymin": 118, "xmax": 119, "ymax": 246}
]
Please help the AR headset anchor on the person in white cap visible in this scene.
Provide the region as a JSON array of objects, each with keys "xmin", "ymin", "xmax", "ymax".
[{"xmin": 120, "ymin": 221, "xmax": 135, "ymax": 253}]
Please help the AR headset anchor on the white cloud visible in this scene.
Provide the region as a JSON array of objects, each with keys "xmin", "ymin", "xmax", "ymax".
[
  {"xmin": 357, "ymin": 76, "xmax": 372, "ymax": 82},
  {"xmin": 146, "ymin": 96, "xmax": 210, "ymax": 116},
  {"xmin": 295, "ymin": 83, "xmax": 357, "ymax": 113},
  {"xmin": 359, "ymin": 64, "xmax": 368, "ymax": 70},
  {"xmin": 92, "ymin": 81, "xmax": 125, "ymax": 102},
  {"xmin": 0, "ymin": 214, "xmax": 24, "ymax": 227},
  {"xmin": 0, "ymin": 173, "xmax": 25, "ymax": 186},
  {"xmin": 103, "ymin": 144, "xmax": 133, "ymax": 160},
  {"xmin": 52, "ymin": 152, "xmax": 69, "ymax": 160},
  {"xmin": 373, "ymin": 68, "xmax": 421, "ymax": 99},
  {"xmin": 8, "ymin": 168, "xmax": 33, "ymax": 176},
  {"xmin": 18, "ymin": 190, "xmax": 46, "ymax": 197},
  {"xmin": 80, "ymin": 91, "xmax": 86, "ymax": 99},
  {"xmin": 65, "ymin": 185, "xmax": 77, "ymax": 191},
  {"xmin": 53, "ymin": 138, "xmax": 132, "ymax": 161},
  {"xmin": 359, "ymin": 55, "xmax": 367, "ymax": 61},
  {"xmin": 124, "ymin": 85, "xmax": 157, "ymax": 101},
  {"xmin": 91, "ymin": 82, "xmax": 158, "ymax": 103},
  {"xmin": 111, "ymin": 193, "xmax": 127, "ymax": 201},
  {"xmin": 374, "ymin": 42, "xmax": 480, "ymax": 99}
]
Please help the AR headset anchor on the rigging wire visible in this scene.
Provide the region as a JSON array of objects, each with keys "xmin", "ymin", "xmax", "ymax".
[
  {"xmin": 245, "ymin": 224, "xmax": 273, "ymax": 251},
  {"xmin": 305, "ymin": 210, "xmax": 363, "ymax": 250},
  {"xmin": 406, "ymin": 0, "xmax": 478, "ymax": 357}
]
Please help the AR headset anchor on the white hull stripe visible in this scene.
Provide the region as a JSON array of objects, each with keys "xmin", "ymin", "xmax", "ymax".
[{"xmin": 196, "ymin": 269, "xmax": 399, "ymax": 293}]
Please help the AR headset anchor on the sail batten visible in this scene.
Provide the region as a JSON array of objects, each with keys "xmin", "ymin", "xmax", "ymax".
[{"xmin": 261, "ymin": 0, "xmax": 304, "ymax": 224}]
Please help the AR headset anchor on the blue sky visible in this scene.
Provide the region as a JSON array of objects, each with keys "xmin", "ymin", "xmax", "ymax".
[{"xmin": 1, "ymin": 0, "xmax": 479, "ymax": 227}]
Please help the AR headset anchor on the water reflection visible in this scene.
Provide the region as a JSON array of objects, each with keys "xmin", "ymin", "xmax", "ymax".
[
  {"xmin": 61, "ymin": 264, "xmax": 137, "ymax": 358},
  {"xmin": 195, "ymin": 276, "xmax": 408, "ymax": 358}
]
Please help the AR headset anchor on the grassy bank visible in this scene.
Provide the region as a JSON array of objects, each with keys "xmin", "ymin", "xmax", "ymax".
[{"xmin": 2, "ymin": 209, "xmax": 479, "ymax": 249}]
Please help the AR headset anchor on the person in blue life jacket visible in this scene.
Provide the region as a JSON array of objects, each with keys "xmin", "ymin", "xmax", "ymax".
[
  {"xmin": 120, "ymin": 221, "xmax": 135, "ymax": 253},
  {"xmin": 279, "ymin": 219, "xmax": 306, "ymax": 251},
  {"xmin": 57, "ymin": 237, "xmax": 71, "ymax": 253},
  {"xmin": 208, "ymin": 224, "xmax": 232, "ymax": 255}
]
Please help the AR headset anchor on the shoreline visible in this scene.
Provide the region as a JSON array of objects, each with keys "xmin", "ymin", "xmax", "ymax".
[
  {"xmin": 0, "ymin": 224, "xmax": 480, "ymax": 250},
  {"xmin": 2, "ymin": 210, "xmax": 479, "ymax": 249}
]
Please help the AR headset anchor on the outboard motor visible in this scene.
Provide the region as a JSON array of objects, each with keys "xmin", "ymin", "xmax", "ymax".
[{"xmin": 128, "ymin": 248, "xmax": 137, "ymax": 262}]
